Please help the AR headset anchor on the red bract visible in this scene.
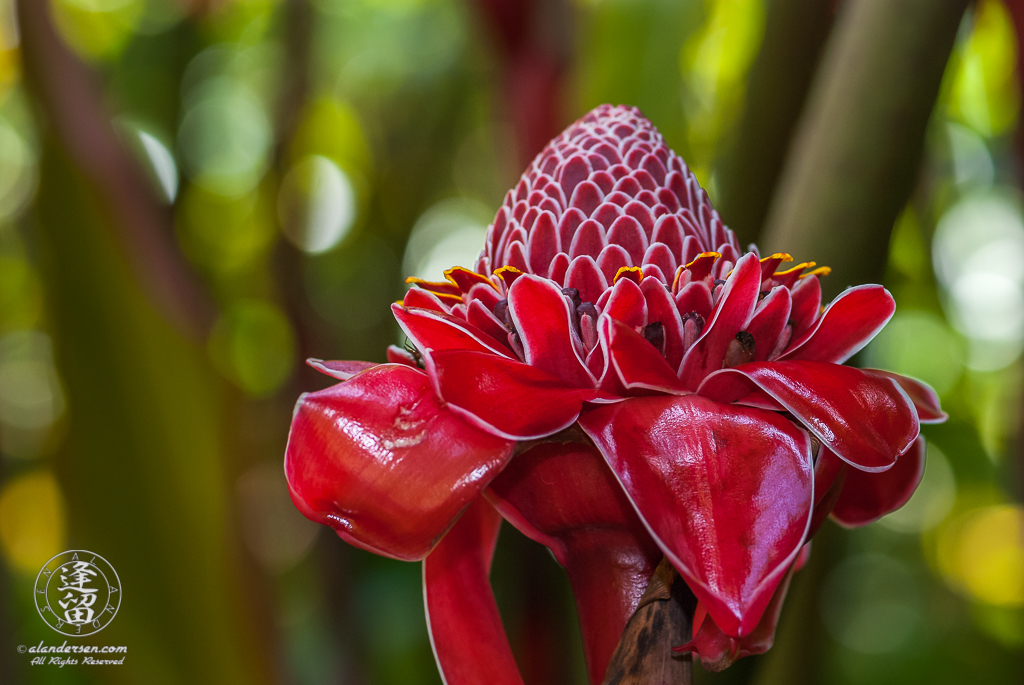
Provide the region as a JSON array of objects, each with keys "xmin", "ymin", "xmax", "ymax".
[{"xmin": 285, "ymin": 105, "xmax": 947, "ymax": 680}]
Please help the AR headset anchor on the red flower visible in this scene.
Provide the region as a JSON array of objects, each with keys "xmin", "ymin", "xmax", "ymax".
[{"xmin": 285, "ymin": 105, "xmax": 946, "ymax": 681}]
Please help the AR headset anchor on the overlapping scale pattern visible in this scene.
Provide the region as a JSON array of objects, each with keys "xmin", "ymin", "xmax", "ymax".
[
  {"xmin": 404, "ymin": 105, "xmax": 835, "ymax": 386},
  {"xmin": 477, "ymin": 105, "xmax": 741, "ymax": 283}
]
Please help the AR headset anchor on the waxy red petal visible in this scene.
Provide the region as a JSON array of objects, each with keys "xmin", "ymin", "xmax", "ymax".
[
  {"xmin": 507, "ymin": 274, "xmax": 594, "ymax": 387},
  {"xmin": 831, "ymin": 436, "xmax": 926, "ymax": 528},
  {"xmin": 809, "ymin": 446, "xmax": 847, "ymax": 537},
  {"xmin": 783, "ymin": 285, "xmax": 895, "ymax": 363},
  {"xmin": 745, "ymin": 287, "xmax": 791, "ymax": 361},
  {"xmin": 426, "ymin": 349, "xmax": 615, "ymax": 440},
  {"xmin": 641, "ymin": 277, "xmax": 686, "ymax": 369},
  {"xmin": 565, "ymin": 254, "xmax": 608, "ymax": 304},
  {"xmin": 487, "ymin": 442, "xmax": 661, "ymax": 685},
  {"xmin": 424, "ymin": 498, "xmax": 524, "ymax": 685},
  {"xmin": 394, "ymin": 305, "xmax": 513, "ymax": 357},
  {"xmin": 578, "ymin": 395, "xmax": 813, "ymax": 637},
  {"xmin": 674, "ymin": 281, "xmax": 713, "ymax": 320},
  {"xmin": 386, "ymin": 345, "xmax": 418, "ymax": 366},
  {"xmin": 788, "ymin": 276, "xmax": 821, "ymax": 339},
  {"xmin": 307, "ymin": 358, "xmax": 376, "ymax": 381},
  {"xmin": 866, "ymin": 369, "xmax": 948, "ymax": 423},
  {"xmin": 700, "ymin": 361, "xmax": 919, "ymax": 472},
  {"xmin": 445, "ymin": 266, "xmax": 495, "ymax": 293},
  {"xmin": 694, "ymin": 370, "xmax": 785, "ymax": 411},
  {"xmin": 602, "ymin": 276, "xmax": 647, "ymax": 329},
  {"xmin": 677, "ymin": 569, "xmax": 795, "ymax": 672},
  {"xmin": 403, "ymin": 287, "xmax": 452, "ymax": 313},
  {"xmin": 679, "ymin": 253, "xmax": 762, "ymax": 389},
  {"xmin": 605, "ymin": 317, "xmax": 687, "ymax": 393},
  {"xmin": 285, "ymin": 365, "xmax": 514, "ymax": 560},
  {"xmin": 466, "ymin": 300, "xmax": 514, "ymax": 349}
]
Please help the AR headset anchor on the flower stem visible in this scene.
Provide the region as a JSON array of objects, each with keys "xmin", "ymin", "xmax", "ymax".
[
  {"xmin": 761, "ymin": 0, "xmax": 968, "ymax": 298},
  {"xmin": 600, "ymin": 558, "xmax": 696, "ymax": 685}
]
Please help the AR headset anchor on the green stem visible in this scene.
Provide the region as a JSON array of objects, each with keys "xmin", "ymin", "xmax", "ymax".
[{"xmin": 760, "ymin": 0, "xmax": 968, "ymax": 298}]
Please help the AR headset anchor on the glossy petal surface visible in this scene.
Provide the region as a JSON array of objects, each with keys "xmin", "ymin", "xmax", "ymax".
[
  {"xmin": 426, "ymin": 349, "xmax": 614, "ymax": 439},
  {"xmin": 285, "ymin": 365, "xmax": 514, "ymax": 560},
  {"xmin": 605, "ymin": 317, "xmax": 687, "ymax": 393},
  {"xmin": 700, "ymin": 361, "xmax": 919, "ymax": 472},
  {"xmin": 507, "ymin": 274, "xmax": 593, "ymax": 386},
  {"xmin": 831, "ymin": 436, "xmax": 926, "ymax": 527},
  {"xmin": 783, "ymin": 285, "xmax": 894, "ymax": 363},
  {"xmin": 867, "ymin": 369, "xmax": 947, "ymax": 423},
  {"xmin": 424, "ymin": 498, "xmax": 524, "ymax": 685},
  {"xmin": 394, "ymin": 305, "xmax": 512, "ymax": 357},
  {"xmin": 678, "ymin": 570, "xmax": 794, "ymax": 672},
  {"xmin": 579, "ymin": 395, "xmax": 813, "ymax": 637},
  {"xmin": 679, "ymin": 253, "xmax": 762, "ymax": 388},
  {"xmin": 307, "ymin": 359, "xmax": 376, "ymax": 381}
]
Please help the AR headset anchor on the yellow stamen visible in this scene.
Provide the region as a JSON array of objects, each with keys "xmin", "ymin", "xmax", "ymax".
[
  {"xmin": 613, "ymin": 266, "xmax": 644, "ymax": 285},
  {"xmin": 684, "ymin": 251, "xmax": 721, "ymax": 269},
  {"xmin": 444, "ymin": 266, "xmax": 499, "ymax": 292},
  {"xmin": 493, "ymin": 265, "xmax": 523, "ymax": 286},
  {"xmin": 773, "ymin": 261, "xmax": 816, "ymax": 277},
  {"xmin": 405, "ymin": 276, "xmax": 455, "ymax": 289},
  {"xmin": 760, "ymin": 252, "xmax": 793, "ymax": 264},
  {"xmin": 800, "ymin": 266, "xmax": 832, "ymax": 278}
]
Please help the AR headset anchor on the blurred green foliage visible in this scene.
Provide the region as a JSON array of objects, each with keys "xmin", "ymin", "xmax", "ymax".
[{"xmin": 0, "ymin": 0, "xmax": 1021, "ymax": 684}]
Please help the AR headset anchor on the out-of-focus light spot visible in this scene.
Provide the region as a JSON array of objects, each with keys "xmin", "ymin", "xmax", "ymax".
[
  {"xmin": 327, "ymin": 0, "xmax": 466, "ymax": 100},
  {"xmin": 0, "ymin": 120, "xmax": 37, "ymax": 223},
  {"xmin": 51, "ymin": 0, "xmax": 145, "ymax": 61},
  {"xmin": 137, "ymin": 130, "xmax": 178, "ymax": 202},
  {"xmin": 278, "ymin": 156, "xmax": 356, "ymax": 254},
  {"xmin": 0, "ymin": 3, "xmax": 19, "ymax": 99},
  {"xmin": 937, "ymin": 504, "xmax": 1024, "ymax": 607},
  {"xmin": 208, "ymin": 299, "xmax": 296, "ymax": 397},
  {"xmin": 305, "ymin": 236, "xmax": 400, "ymax": 336},
  {"xmin": 0, "ymin": 1, "xmax": 18, "ymax": 51},
  {"xmin": 880, "ymin": 444, "xmax": 956, "ymax": 533},
  {"xmin": 888, "ymin": 208, "xmax": 929, "ymax": 280},
  {"xmin": 454, "ymin": 123, "xmax": 517, "ymax": 205},
  {"xmin": 0, "ymin": 331, "xmax": 64, "ymax": 431},
  {"xmin": 971, "ymin": 603, "xmax": 1024, "ymax": 648},
  {"xmin": 946, "ymin": 122, "xmax": 994, "ymax": 190},
  {"xmin": 136, "ymin": 0, "xmax": 185, "ymax": 34},
  {"xmin": 403, "ymin": 198, "xmax": 491, "ymax": 280},
  {"xmin": 289, "ymin": 98, "xmax": 373, "ymax": 176},
  {"xmin": 821, "ymin": 554, "xmax": 921, "ymax": 653},
  {"xmin": 237, "ymin": 462, "xmax": 319, "ymax": 574},
  {"xmin": 865, "ymin": 311, "xmax": 964, "ymax": 396},
  {"xmin": 0, "ymin": 470, "xmax": 66, "ymax": 575},
  {"xmin": 951, "ymin": 271, "xmax": 1024, "ymax": 340},
  {"xmin": 681, "ymin": 0, "xmax": 765, "ymax": 169},
  {"xmin": 176, "ymin": 184, "xmax": 276, "ymax": 273},
  {"xmin": 933, "ymin": 191, "xmax": 1024, "ymax": 369},
  {"xmin": 934, "ymin": 192, "xmax": 1024, "ymax": 286},
  {"xmin": 0, "ymin": 256, "xmax": 44, "ymax": 333},
  {"xmin": 948, "ymin": 0, "xmax": 1020, "ymax": 138},
  {"xmin": 684, "ymin": 0, "xmax": 764, "ymax": 87},
  {"xmin": 178, "ymin": 80, "xmax": 272, "ymax": 197}
]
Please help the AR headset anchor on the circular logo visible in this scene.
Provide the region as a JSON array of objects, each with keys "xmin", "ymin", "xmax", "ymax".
[{"xmin": 34, "ymin": 550, "xmax": 121, "ymax": 636}]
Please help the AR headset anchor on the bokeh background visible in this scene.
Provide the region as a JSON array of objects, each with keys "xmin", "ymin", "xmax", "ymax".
[{"xmin": 0, "ymin": 0, "xmax": 1022, "ymax": 683}]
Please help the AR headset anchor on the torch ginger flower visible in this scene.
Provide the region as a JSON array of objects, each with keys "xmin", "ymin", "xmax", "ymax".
[{"xmin": 285, "ymin": 105, "xmax": 946, "ymax": 681}]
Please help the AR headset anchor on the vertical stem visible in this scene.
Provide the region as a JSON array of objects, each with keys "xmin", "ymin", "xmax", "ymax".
[
  {"xmin": 471, "ymin": 0, "xmax": 574, "ymax": 165},
  {"xmin": 715, "ymin": 0, "xmax": 837, "ymax": 247},
  {"xmin": 16, "ymin": 0, "xmax": 214, "ymax": 337},
  {"xmin": 760, "ymin": 0, "xmax": 968, "ymax": 298},
  {"xmin": 600, "ymin": 558, "xmax": 696, "ymax": 685}
]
